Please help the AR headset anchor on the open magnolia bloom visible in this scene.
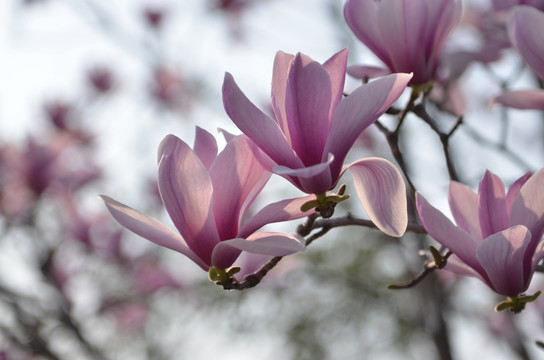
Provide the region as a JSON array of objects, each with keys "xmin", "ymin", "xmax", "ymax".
[
  {"xmin": 344, "ymin": 0, "xmax": 462, "ymax": 85},
  {"xmin": 222, "ymin": 49, "xmax": 411, "ymax": 237},
  {"xmin": 494, "ymin": 6, "xmax": 544, "ymax": 110},
  {"xmin": 102, "ymin": 128, "xmax": 314, "ymax": 275},
  {"xmin": 416, "ymin": 170, "xmax": 544, "ymax": 298}
]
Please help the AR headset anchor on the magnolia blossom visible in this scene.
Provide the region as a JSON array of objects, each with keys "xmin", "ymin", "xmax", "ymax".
[
  {"xmin": 102, "ymin": 128, "xmax": 314, "ymax": 272},
  {"xmin": 416, "ymin": 170, "xmax": 544, "ymax": 297},
  {"xmin": 494, "ymin": 6, "xmax": 544, "ymax": 110},
  {"xmin": 222, "ymin": 49, "xmax": 411, "ymax": 237},
  {"xmin": 344, "ymin": 0, "xmax": 462, "ymax": 85}
]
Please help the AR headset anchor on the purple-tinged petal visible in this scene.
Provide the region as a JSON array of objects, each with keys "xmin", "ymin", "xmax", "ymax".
[
  {"xmin": 346, "ymin": 158, "xmax": 407, "ymax": 237},
  {"xmin": 211, "ymin": 232, "xmax": 305, "ymax": 269},
  {"xmin": 443, "ymin": 254, "xmax": 485, "ymax": 281},
  {"xmin": 505, "ymin": 171, "xmax": 531, "ymax": 219},
  {"xmin": 510, "ymin": 168, "xmax": 544, "ymax": 231},
  {"xmin": 274, "ymin": 154, "xmax": 334, "ymax": 178},
  {"xmin": 100, "ymin": 195, "xmax": 208, "ymax": 270},
  {"xmin": 531, "ymin": 239, "xmax": 544, "ymax": 274},
  {"xmin": 416, "ymin": 192, "xmax": 484, "ymax": 274},
  {"xmin": 324, "ymin": 73, "xmax": 412, "ymax": 178},
  {"xmin": 478, "ymin": 170, "xmax": 508, "ymax": 239},
  {"xmin": 157, "ymin": 134, "xmax": 220, "ymax": 265},
  {"xmin": 494, "ymin": 90, "xmax": 544, "ymax": 110},
  {"xmin": 344, "ymin": 0, "xmax": 392, "ymax": 69},
  {"xmin": 274, "ymin": 153, "xmax": 334, "ymax": 194},
  {"xmin": 322, "ymin": 49, "xmax": 348, "ymax": 119},
  {"xmin": 509, "ymin": 6, "xmax": 544, "ymax": 81},
  {"xmin": 284, "ymin": 53, "xmax": 333, "ymax": 165},
  {"xmin": 347, "ymin": 65, "xmax": 392, "ymax": 80},
  {"xmin": 193, "ymin": 126, "xmax": 217, "ymax": 171},
  {"xmin": 239, "ymin": 195, "xmax": 316, "ymax": 239},
  {"xmin": 222, "ymin": 72, "xmax": 303, "ymax": 170},
  {"xmin": 510, "ymin": 168, "xmax": 544, "ymax": 263},
  {"xmin": 448, "ymin": 181, "xmax": 482, "ymax": 239},
  {"xmin": 476, "ymin": 225, "xmax": 532, "ymax": 297},
  {"xmin": 209, "ymin": 135, "xmax": 270, "ymax": 240},
  {"xmin": 218, "ymin": 128, "xmax": 237, "ymax": 143},
  {"xmin": 377, "ymin": 0, "xmax": 430, "ymax": 77},
  {"xmin": 271, "ymin": 51, "xmax": 295, "ymax": 139}
]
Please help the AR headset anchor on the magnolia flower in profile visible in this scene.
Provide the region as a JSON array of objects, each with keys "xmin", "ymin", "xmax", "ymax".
[
  {"xmin": 102, "ymin": 128, "xmax": 313, "ymax": 276},
  {"xmin": 223, "ymin": 49, "xmax": 411, "ymax": 237},
  {"xmin": 416, "ymin": 169, "xmax": 544, "ymax": 300},
  {"xmin": 494, "ymin": 6, "xmax": 544, "ymax": 110},
  {"xmin": 344, "ymin": 0, "xmax": 462, "ymax": 85}
]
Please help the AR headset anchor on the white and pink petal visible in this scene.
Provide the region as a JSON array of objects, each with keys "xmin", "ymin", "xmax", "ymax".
[
  {"xmin": 157, "ymin": 134, "xmax": 220, "ymax": 264},
  {"xmin": 476, "ymin": 225, "xmax": 532, "ymax": 297},
  {"xmin": 101, "ymin": 196, "xmax": 208, "ymax": 270},
  {"xmin": 346, "ymin": 158, "xmax": 407, "ymax": 237}
]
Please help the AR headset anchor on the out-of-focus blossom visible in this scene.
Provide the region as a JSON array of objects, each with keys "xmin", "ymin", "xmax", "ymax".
[
  {"xmin": 43, "ymin": 100, "xmax": 93, "ymax": 143},
  {"xmin": 143, "ymin": 7, "xmax": 166, "ymax": 30},
  {"xmin": 44, "ymin": 101, "xmax": 72, "ymax": 131},
  {"xmin": 211, "ymin": 0, "xmax": 250, "ymax": 14},
  {"xmin": 133, "ymin": 259, "xmax": 181, "ymax": 294},
  {"xmin": 57, "ymin": 191, "xmax": 124, "ymax": 258},
  {"xmin": 102, "ymin": 128, "xmax": 314, "ymax": 273},
  {"xmin": 223, "ymin": 49, "xmax": 410, "ymax": 236},
  {"xmin": 494, "ymin": 6, "xmax": 544, "ymax": 110},
  {"xmin": 150, "ymin": 66, "xmax": 198, "ymax": 112},
  {"xmin": 100, "ymin": 300, "xmax": 149, "ymax": 331},
  {"xmin": 87, "ymin": 66, "xmax": 115, "ymax": 94},
  {"xmin": 344, "ymin": 0, "xmax": 462, "ymax": 85},
  {"xmin": 0, "ymin": 135, "xmax": 100, "ymax": 222},
  {"xmin": 417, "ymin": 169, "xmax": 544, "ymax": 297}
]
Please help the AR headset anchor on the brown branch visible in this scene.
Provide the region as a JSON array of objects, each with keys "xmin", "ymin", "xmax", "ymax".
[
  {"xmin": 388, "ymin": 251, "xmax": 452, "ymax": 289},
  {"xmin": 411, "ymin": 104, "xmax": 462, "ymax": 182},
  {"xmin": 313, "ymin": 214, "xmax": 426, "ymax": 234}
]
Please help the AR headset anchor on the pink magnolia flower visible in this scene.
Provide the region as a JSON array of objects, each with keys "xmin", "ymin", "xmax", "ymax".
[
  {"xmin": 102, "ymin": 128, "xmax": 313, "ymax": 272},
  {"xmin": 416, "ymin": 169, "xmax": 544, "ymax": 297},
  {"xmin": 223, "ymin": 49, "xmax": 411, "ymax": 236},
  {"xmin": 494, "ymin": 6, "xmax": 544, "ymax": 110},
  {"xmin": 344, "ymin": 0, "xmax": 462, "ymax": 85}
]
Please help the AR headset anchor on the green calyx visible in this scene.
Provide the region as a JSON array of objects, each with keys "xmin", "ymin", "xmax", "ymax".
[
  {"xmin": 300, "ymin": 184, "xmax": 350, "ymax": 218},
  {"xmin": 208, "ymin": 266, "xmax": 241, "ymax": 285},
  {"xmin": 495, "ymin": 291, "xmax": 541, "ymax": 314},
  {"xmin": 429, "ymin": 245, "xmax": 447, "ymax": 269},
  {"xmin": 409, "ymin": 81, "xmax": 435, "ymax": 98}
]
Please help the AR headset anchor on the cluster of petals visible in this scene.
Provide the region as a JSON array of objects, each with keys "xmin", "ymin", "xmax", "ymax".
[
  {"xmin": 102, "ymin": 128, "xmax": 314, "ymax": 272},
  {"xmin": 494, "ymin": 6, "xmax": 544, "ymax": 110},
  {"xmin": 344, "ymin": 0, "xmax": 462, "ymax": 85},
  {"xmin": 417, "ymin": 169, "xmax": 544, "ymax": 297},
  {"xmin": 222, "ymin": 49, "xmax": 411, "ymax": 237}
]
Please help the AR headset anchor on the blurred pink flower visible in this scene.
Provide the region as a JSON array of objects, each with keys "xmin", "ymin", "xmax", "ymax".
[
  {"xmin": 344, "ymin": 0, "xmax": 462, "ymax": 85},
  {"xmin": 87, "ymin": 66, "xmax": 115, "ymax": 93},
  {"xmin": 150, "ymin": 67, "xmax": 198, "ymax": 112},
  {"xmin": 494, "ymin": 6, "xmax": 544, "ymax": 110},
  {"xmin": 143, "ymin": 7, "xmax": 166, "ymax": 30},
  {"xmin": 417, "ymin": 169, "xmax": 544, "ymax": 297},
  {"xmin": 223, "ymin": 49, "xmax": 411, "ymax": 236},
  {"xmin": 102, "ymin": 128, "xmax": 314, "ymax": 272},
  {"xmin": 0, "ymin": 135, "xmax": 100, "ymax": 222},
  {"xmin": 133, "ymin": 260, "xmax": 181, "ymax": 294}
]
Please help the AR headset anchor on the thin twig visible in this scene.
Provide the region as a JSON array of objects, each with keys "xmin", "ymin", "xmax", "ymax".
[
  {"xmin": 411, "ymin": 104, "xmax": 462, "ymax": 181},
  {"xmin": 388, "ymin": 251, "xmax": 452, "ymax": 289}
]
